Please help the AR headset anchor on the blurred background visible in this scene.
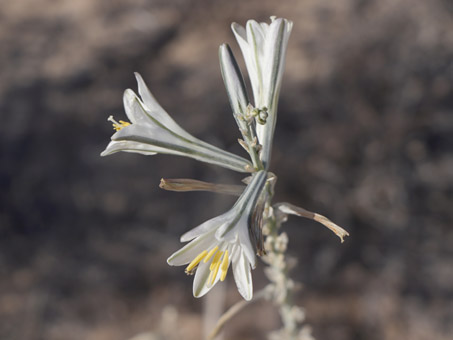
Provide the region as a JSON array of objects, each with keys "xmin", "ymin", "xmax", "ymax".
[{"xmin": 1, "ymin": 0, "xmax": 452, "ymax": 339}]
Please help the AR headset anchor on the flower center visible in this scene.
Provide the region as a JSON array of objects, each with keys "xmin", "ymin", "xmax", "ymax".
[
  {"xmin": 108, "ymin": 115, "xmax": 131, "ymax": 131},
  {"xmin": 185, "ymin": 246, "xmax": 230, "ymax": 283}
]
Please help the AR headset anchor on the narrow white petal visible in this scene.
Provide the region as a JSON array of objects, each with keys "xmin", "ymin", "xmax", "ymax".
[
  {"xmin": 110, "ymin": 123, "xmax": 251, "ymax": 172},
  {"xmin": 237, "ymin": 217, "xmax": 257, "ymax": 268},
  {"xmin": 123, "ymin": 89, "xmax": 150, "ymax": 125},
  {"xmin": 260, "ymin": 22, "xmax": 270, "ymax": 34},
  {"xmin": 167, "ymin": 232, "xmax": 215, "ymax": 266},
  {"xmin": 258, "ymin": 18, "xmax": 293, "ymax": 165},
  {"xmin": 134, "ymin": 73, "xmax": 195, "ymax": 139},
  {"xmin": 232, "ymin": 250, "xmax": 253, "ymax": 301},
  {"xmin": 181, "ymin": 212, "xmax": 232, "ymax": 242},
  {"xmin": 231, "ymin": 22, "xmax": 247, "ymax": 40},
  {"xmin": 193, "ymin": 260, "xmax": 219, "ymax": 298},
  {"xmin": 134, "ymin": 72, "xmax": 165, "ymax": 116},
  {"xmin": 246, "ymin": 20, "xmax": 266, "ymax": 57},
  {"xmin": 219, "ymin": 44, "xmax": 249, "ymax": 115},
  {"xmin": 214, "ymin": 171, "xmax": 267, "ymax": 243},
  {"xmin": 245, "ymin": 20, "xmax": 266, "ymax": 107},
  {"xmin": 262, "ymin": 18, "xmax": 286, "ymax": 109},
  {"xmin": 100, "ymin": 140, "xmax": 158, "ymax": 156},
  {"xmin": 232, "ymin": 23, "xmax": 260, "ymax": 106},
  {"xmin": 111, "ymin": 123, "xmax": 187, "ymax": 150}
]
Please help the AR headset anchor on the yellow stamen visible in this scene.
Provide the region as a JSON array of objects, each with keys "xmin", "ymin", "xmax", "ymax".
[
  {"xmin": 209, "ymin": 251, "xmax": 223, "ymax": 271},
  {"xmin": 108, "ymin": 115, "xmax": 131, "ymax": 131},
  {"xmin": 185, "ymin": 250, "xmax": 208, "ymax": 274},
  {"xmin": 220, "ymin": 250, "xmax": 229, "ymax": 282},
  {"xmin": 204, "ymin": 246, "xmax": 219, "ymax": 263},
  {"xmin": 210, "ymin": 255, "xmax": 222, "ymax": 285}
]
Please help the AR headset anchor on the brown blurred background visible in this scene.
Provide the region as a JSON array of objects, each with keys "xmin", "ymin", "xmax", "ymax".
[{"xmin": 1, "ymin": 0, "xmax": 452, "ymax": 339}]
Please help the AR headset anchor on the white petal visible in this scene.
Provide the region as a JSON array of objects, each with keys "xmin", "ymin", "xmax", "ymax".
[
  {"xmin": 232, "ymin": 23, "xmax": 260, "ymax": 106},
  {"xmin": 167, "ymin": 232, "xmax": 215, "ymax": 266},
  {"xmin": 111, "ymin": 124, "xmax": 188, "ymax": 152},
  {"xmin": 262, "ymin": 18, "xmax": 292, "ymax": 108},
  {"xmin": 134, "ymin": 72, "xmax": 165, "ymax": 117},
  {"xmin": 246, "ymin": 20, "xmax": 266, "ymax": 58},
  {"xmin": 100, "ymin": 140, "xmax": 158, "ymax": 156},
  {"xmin": 237, "ymin": 217, "xmax": 257, "ymax": 268},
  {"xmin": 231, "ymin": 22, "xmax": 247, "ymax": 41},
  {"xmin": 260, "ymin": 22, "xmax": 270, "ymax": 34},
  {"xmin": 214, "ymin": 171, "xmax": 267, "ymax": 243},
  {"xmin": 193, "ymin": 259, "xmax": 220, "ymax": 298},
  {"xmin": 111, "ymin": 123, "xmax": 251, "ymax": 172},
  {"xmin": 214, "ymin": 219, "xmax": 240, "ymax": 243},
  {"xmin": 123, "ymin": 88, "xmax": 186, "ymax": 136},
  {"xmin": 262, "ymin": 18, "xmax": 286, "ymax": 108},
  {"xmin": 181, "ymin": 212, "xmax": 232, "ymax": 242},
  {"xmin": 134, "ymin": 73, "xmax": 194, "ymax": 140},
  {"xmin": 219, "ymin": 44, "xmax": 249, "ymax": 115},
  {"xmin": 232, "ymin": 250, "xmax": 253, "ymax": 300},
  {"xmin": 257, "ymin": 18, "xmax": 293, "ymax": 165},
  {"xmin": 123, "ymin": 89, "xmax": 148, "ymax": 125}
]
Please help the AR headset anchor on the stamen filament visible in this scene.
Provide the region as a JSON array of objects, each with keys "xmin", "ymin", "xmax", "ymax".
[
  {"xmin": 220, "ymin": 250, "xmax": 229, "ymax": 281},
  {"xmin": 210, "ymin": 256, "xmax": 222, "ymax": 285},
  {"xmin": 185, "ymin": 250, "xmax": 208, "ymax": 273},
  {"xmin": 204, "ymin": 246, "xmax": 219, "ymax": 263},
  {"xmin": 210, "ymin": 251, "xmax": 224, "ymax": 271}
]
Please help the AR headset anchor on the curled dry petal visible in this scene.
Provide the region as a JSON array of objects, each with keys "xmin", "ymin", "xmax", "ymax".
[
  {"xmin": 160, "ymin": 178, "xmax": 244, "ymax": 196},
  {"xmin": 275, "ymin": 202, "xmax": 350, "ymax": 243}
]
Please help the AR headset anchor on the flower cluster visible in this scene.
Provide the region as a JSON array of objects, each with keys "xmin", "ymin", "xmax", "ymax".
[
  {"xmin": 102, "ymin": 17, "xmax": 347, "ymax": 304},
  {"xmin": 102, "ymin": 17, "xmax": 293, "ymax": 301}
]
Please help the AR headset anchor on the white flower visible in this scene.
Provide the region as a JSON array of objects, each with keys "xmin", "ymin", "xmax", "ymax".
[
  {"xmin": 167, "ymin": 170, "xmax": 267, "ymax": 300},
  {"xmin": 101, "ymin": 73, "xmax": 252, "ymax": 173},
  {"xmin": 232, "ymin": 17, "xmax": 293, "ymax": 165}
]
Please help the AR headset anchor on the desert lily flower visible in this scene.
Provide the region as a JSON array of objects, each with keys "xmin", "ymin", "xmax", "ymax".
[
  {"xmin": 101, "ymin": 73, "xmax": 252, "ymax": 173},
  {"xmin": 167, "ymin": 170, "xmax": 267, "ymax": 301},
  {"xmin": 232, "ymin": 17, "xmax": 293, "ymax": 166}
]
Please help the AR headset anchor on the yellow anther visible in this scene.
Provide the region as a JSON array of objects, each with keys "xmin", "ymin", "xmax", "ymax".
[
  {"xmin": 108, "ymin": 115, "xmax": 131, "ymax": 131},
  {"xmin": 204, "ymin": 246, "xmax": 219, "ymax": 263},
  {"xmin": 118, "ymin": 120, "xmax": 131, "ymax": 128},
  {"xmin": 220, "ymin": 250, "xmax": 229, "ymax": 282},
  {"xmin": 209, "ymin": 251, "xmax": 223, "ymax": 271},
  {"xmin": 185, "ymin": 250, "xmax": 208, "ymax": 274}
]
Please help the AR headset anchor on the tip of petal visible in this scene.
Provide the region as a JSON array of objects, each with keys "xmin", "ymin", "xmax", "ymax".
[
  {"xmin": 231, "ymin": 22, "xmax": 246, "ymax": 38},
  {"xmin": 243, "ymin": 292, "xmax": 253, "ymax": 301},
  {"xmin": 123, "ymin": 88, "xmax": 136, "ymax": 102},
  {"xmin": 166, "ymin": 256, "xmax": 175, "ymax": 266},
  {"xmin": 133, "ymin": 72, "xmax": 145, "ymax": 87}
]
